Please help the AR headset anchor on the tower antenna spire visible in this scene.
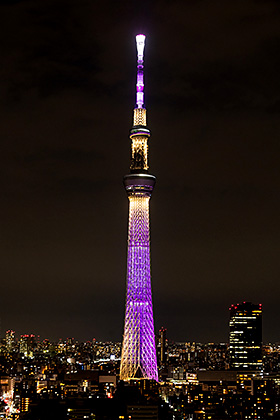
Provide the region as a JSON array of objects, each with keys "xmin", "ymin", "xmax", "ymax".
[
  {"xmin": 136, "ymin": 34, "xmax": 145, "ymax": 108},
  {"xmin": 129, "ymin": 34, "xmax": 150, "ymax": 172}
]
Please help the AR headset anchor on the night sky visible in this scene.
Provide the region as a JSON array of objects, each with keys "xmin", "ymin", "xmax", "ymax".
[{"xmin": 1, "ymin": 0, "xmax": 280, "ymax": 343}]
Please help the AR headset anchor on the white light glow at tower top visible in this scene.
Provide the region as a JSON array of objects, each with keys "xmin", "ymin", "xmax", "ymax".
[
  {"xmin": 136, "ymin": 34, "xmax": 146, "ymax": 108},
  {"xmin": 136, "ymin": 34, "xmax": 145, "ymax": 61}
]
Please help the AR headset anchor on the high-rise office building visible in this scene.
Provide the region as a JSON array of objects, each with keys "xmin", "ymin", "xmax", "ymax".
[
  {"xmin": 19, "ymin": 334, "xmax": 36, "ymax": 358},
  {"xmin": 158, "ymin": 327, "xmax": 167, "ymax": 366},
  {"xmin": 120, "ymin": 35, "xmax": 158, "ymax": 381},
  {"xmin": 5, "ymin": 330, "xmax": 15, "ymax": 352},
  {"xmin": 229, "ymin": 302, "xmax": 262, "ymax": 370}
]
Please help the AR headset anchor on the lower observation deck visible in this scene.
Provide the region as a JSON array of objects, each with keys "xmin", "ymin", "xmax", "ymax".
[{"xmin": 124, "ymin": 173, "xmax": 156, "ymax": 196}]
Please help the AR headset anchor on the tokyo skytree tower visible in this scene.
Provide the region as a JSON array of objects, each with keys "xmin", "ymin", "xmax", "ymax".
[{"xmin": 120, "ymin": 35, "xmax": 158, "ymax": 382}]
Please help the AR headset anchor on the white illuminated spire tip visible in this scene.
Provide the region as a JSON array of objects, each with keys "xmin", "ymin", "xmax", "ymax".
[{"xmin": 136, "ymin": 34, "xmax": 145, "ymax": 59}]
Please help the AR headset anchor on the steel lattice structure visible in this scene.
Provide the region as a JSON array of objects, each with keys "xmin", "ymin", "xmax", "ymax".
[{"xmin": 120, "ymin": 35, "xmax": 158, "ymax": 381}]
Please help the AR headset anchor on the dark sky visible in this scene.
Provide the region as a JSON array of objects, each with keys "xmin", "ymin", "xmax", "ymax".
[{"xmin": 1, "ymin": 0, "xmax": 280, "ymax": 343}]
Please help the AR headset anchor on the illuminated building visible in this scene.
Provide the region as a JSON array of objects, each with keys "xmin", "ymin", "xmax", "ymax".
[
  {"xmin": 127, "ymin": 405, "xmax": 158, "ymax": 419},
  {"xmin": 158, "ymin": 327, "xmax": 167, "ymax": 366},
  {"xmin": 229, "ymin": 302, "xmax": 262, "ymax": 370},
  {"xmin": 20, "ymin": 397, "xmax": 30, "ymax": 413},
  {"xmin": 19, "ymin": 334, "xmax": 36, "ymax": 358},
  {"xmin": 120, "ymin": 35, "xmax": 158, "ymax": 381},
  {"xmin": 5, "ymin": 329, "xmax": 15, "ymax": 352}
]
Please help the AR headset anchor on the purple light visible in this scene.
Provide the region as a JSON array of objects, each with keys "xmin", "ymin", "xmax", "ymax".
[
  {"xmin": 120, "ymin": 34, "xmax": 158, "ymax": 382},
  {"xmin": 120, "ymin": 195, "xmax": 158, "ymax": 381},
  {"xmin": 136, "ymin": 34, "xmax": 145, "ymax": 108}
]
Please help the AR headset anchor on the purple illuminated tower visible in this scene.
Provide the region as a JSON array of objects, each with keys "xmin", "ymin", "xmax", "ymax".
[{"xmin": 120, "ymin": 35, "xmax": 158, "ymax": 381}]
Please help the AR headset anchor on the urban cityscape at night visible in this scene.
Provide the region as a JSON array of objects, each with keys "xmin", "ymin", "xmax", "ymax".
[
  {"xmin": 1, "ymin": 0, "xmax": 280, "ymax": 419},
  {"xmin": 1, "ymin": 319, "xmax": 280, "ymax": 419}
]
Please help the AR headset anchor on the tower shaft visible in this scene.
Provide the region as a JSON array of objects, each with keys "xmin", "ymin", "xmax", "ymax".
[{"xmin": 120, "ymin": 35, "xmax": 158, "ymax": 382}]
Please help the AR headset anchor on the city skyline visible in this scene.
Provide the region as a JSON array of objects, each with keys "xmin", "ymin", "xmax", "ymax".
[{"xmin": 1, "ymin": 0, "xmax": 280, "ymax": 342}]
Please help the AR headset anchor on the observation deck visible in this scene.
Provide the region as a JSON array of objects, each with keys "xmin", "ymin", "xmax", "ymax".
[{"xmin": 124, "ymin": 173, "xmax": 156, "ymax": 196}]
